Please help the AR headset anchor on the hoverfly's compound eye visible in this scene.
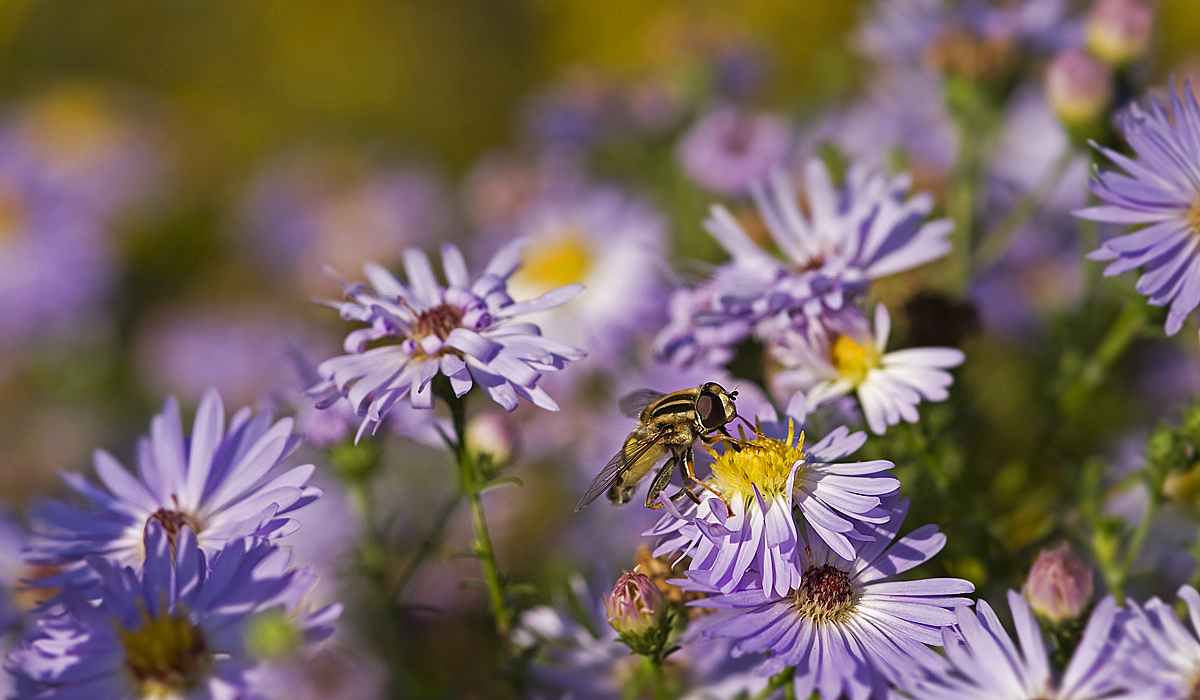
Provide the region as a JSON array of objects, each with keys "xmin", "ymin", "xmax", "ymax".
[{"xmin": 697, "ymin": 392, "xmax": 723, "ymax": 429}]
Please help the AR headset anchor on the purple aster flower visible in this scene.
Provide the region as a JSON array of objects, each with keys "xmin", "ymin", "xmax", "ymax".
[
  {"xmin": 1075, "ymin": 82, "xmax": 1200, "ymax": 342},
  {"xmin": 310, "ymin": 241, "xmax": 586, "ymax": 437},
  {"xmin": 29, "ymin": 389, "xmax": 319, "ymax": 580},
  {"xmin": 655, "ymin": 158, "xmax": 952, "ymax": 366},
  {"xmin": 677, "ymin": 104, "xmax": 792, "ymax": 196},
  {"xmin": 8, "ymin": 521, "xmax": 339, "ymax": 700},
  {"xmin": 899, "ymin": 591, "xmax": 1152, "ymax": 700},
  {"xmin": 513, "ymin": 575, "xmax": 770, "ymax": 700},
  {"xmin": 1117, "ymin": 584, "xmax": 1200, "ymax": 698},
  {"xmin": 771, "ymin": 304, "xmax": 964, "ymax": 435},
  {"xmin": 692, "ymin": 498, "xmax": 974, "ymax": 700},
  {"xmin": 504, "ymin": 184, "xmax": 669, "ymax": 369},
  {"xmin": 648, "ymin": 395, "xmax": 899, "ymax": 597}
]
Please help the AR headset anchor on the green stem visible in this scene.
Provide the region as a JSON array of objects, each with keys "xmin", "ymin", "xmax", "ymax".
[
  {"xmin": 394, "ymin": 493, "xmax": 464, "ymax": 596},
  {"xmin": 750, "ymin": 668, "xmax": 795, "ymax": 700},
  {"xmin": 948, "ymin": 123, "xmax": 980, "ymax": 292},
  {"xmin": 905, "ymin": 421, "xmax": 950, "ymax": 494},
  {"xmin": 1058, "ymin": 300, "xmax": 1148, "ymax": 418},
  {"xmin": 446, "ymin": 393, "xmax": 513, "ymax": 655},
  {"xmin": 973, "ymin": 148, "xmax": 1078, "ymax": 272}
]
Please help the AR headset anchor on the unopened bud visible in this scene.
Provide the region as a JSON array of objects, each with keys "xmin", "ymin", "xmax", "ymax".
[
  {"xmin": 1086, "ymin": 0, "xmax": 1154, "ymax": 67},
  {"xmin": 465, "ymin": 412, "xmax": 516, "ymax": 467},
  {"xmin": 605, "ymin": 571, "xmax": 665, "ymax": 639},
  {"xmin": 1024, "ymin": 542, "xmax": 1094, "ymax": 623},
  {"xmin": 1045, "ymin": 50, "xmax": 1112, "ymax": 126}
]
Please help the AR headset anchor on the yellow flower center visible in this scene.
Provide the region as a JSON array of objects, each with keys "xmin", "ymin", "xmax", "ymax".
[
  {"xmin": 707, "ymin": 420, "xmax": 804, "ymax": 502},
  {"xmin": 510, "ymin": 231, "xmax": 592, "ymax": 293},
  {"xmin": 118, "ymin": 601, "xmax": 210, "ymax": 699},
  {"xmin": 1188, "ymin": 196, "xmax": 1200, "ymax": 237},
  {"xmin": 831, "ymin": 333, "xmax": 879, "ymax": 387}
]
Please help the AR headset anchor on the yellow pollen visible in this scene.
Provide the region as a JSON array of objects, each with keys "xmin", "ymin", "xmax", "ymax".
[
  {"xmin": 118, "ymin": 601, "xmax": 210, "ymax": 698},
  {"xmin": 510, "ymin": 231, "xmax": 592, "ymax": 293},
  {"xmin": 707, "ymin": 420, "xmax": 804, "ymax": 502},
  {"xmin": 1188, "ymin": 196, "xmax": 1200, "ymax": 237},
  {"xmin": 831, "ymin": 334, "xmax": 879, "ymax": 387}
]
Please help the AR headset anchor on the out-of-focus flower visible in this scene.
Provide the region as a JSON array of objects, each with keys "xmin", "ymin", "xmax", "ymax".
[
  {"xmin": 242, "ymin": 151, "xmax": 447, "ymax": 295},
  {"xmin": 246, "ymin": 643, "xmax": 387, "ymax": 700},
  {"xmin": 1086, "ymin": 0, "xmax": 1154, "ymax": 67},
  {"xmin": 1076, "ymin": 82, "xmax": 1200, "ymax": 342},
  {"xmin": 649, "ymin": 399, "xmax": 898, "ymax": 598},
  {"xmin": 505, "ymin": 185, "xmax": 669, "ymax": 368},
  {"xmin": 772, "ymin": 304, "xmax": 964, "ymax": 435},
  {"xmin": 1045, "ymin": 50, "xmax": 1112, "ymax": 126},
  {"xmin": 309, "ymin": 242, "xmax": 586, "ymax": 438},
  {"xmin": 693, "ymin": 498, "xmax": 974, "ymax": 700},
  {"xmin": 1119, "ymin": 585, "xmax": 1200, "ymax": 698},
  {"xmin": 859, "ymin": 0, "xmax": 1074, "ymax": 81},
  {"xmin": 899, "ymin": 592, "xmax": 1144, "ymax": 699},
  {"xmin": 0, "ymin": 92, "xmax": 158, "ymax": 359},
  {"xmin": 521, "ymin": 68, "xmax": 619, "ymax": 149},
  {"xmin": 462, "ymin": 150, "xmax": 586, "ymax": 234},
  {"xmin": 677, "ymin": 104, "xmax": 791, "ymax": 196},
  {"xmin": 133, "ymin": 306, "xmax": 313, "ymax": 409},
  {"xmin": 29, "ymin": 389, "xmax": 319, "ymax": 580},
  {"xmin": 1024, "ymin": 542, "xmax": 1094, "ymax": 623},
  {"xmin": 655, "ymin": 159, "xmax": 952, "ymax": 367},
  {"xmin": 8, "ymin": 523, "xmax": 340, "ymax": 700},
  {"xmin": 514, "ymin": 576, "xmax": 769, "ymax": 700}
]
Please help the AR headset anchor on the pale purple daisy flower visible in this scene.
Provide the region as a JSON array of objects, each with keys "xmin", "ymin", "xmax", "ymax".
[
  {"xmin": 655, "ymin": 159, "xmax": 952, "ymax": 367},
  {"xmin": 309, "ymin": 241, "xmax": 586, "ymax": 437},
  {"xmin": 648, "ymin": 395, "xmax": 899, "ymax": 598},
  {"xmin": 771, "ymin": 304, "xmax": 964, "ymax": 435},
  {"xmin": 29, "ymin": 389, "xmax": 319, "ymax": 580},
  {"xmin": 677, "ymin": 104, "xmax": 792, "ymax": 196},
  {"xmin": 504, "ymin": 184, "xmax": 669, "ymax": 369},
  {"xmin": 1116, "ymin": 584, "xmax": 1200, "ymax": 699},
  {"xmin": 1075, "ymin": 82, "xmax": 1200, "ymax": 341},
  {"xmin": 899, "ymin": 591, "xmax": 1155, "ymax": 700},
  {"xmin": 513, "ymin": 575, "xmax": 769, "ymax": 700},
  {"xmin": 8, "ymin": 522, "xmax": 340, "ymax": 700},
  {"xmin": 691, "ymin": 498, "xmax": 974, "ymax": 700}
]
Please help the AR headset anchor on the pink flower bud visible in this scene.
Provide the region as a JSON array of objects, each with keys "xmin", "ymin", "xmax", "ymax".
[
  {"xmin": 1024, "ymin": 542, "xmax": 1094, "ymax": 623},
  {"xmin": 465, "ymin": 412, "xmax": 516, "ymax": 466},
  {"xmin": 604, "ymin": 571, "xmax": 664, "ymax": 636},
  {"xmin": 1086, "ymin": 0, "xmax": 1154, "ymax": 66},
  {"xmin": 1045, "ymin": 50, "xmax": 1112, "ymax": 126}
]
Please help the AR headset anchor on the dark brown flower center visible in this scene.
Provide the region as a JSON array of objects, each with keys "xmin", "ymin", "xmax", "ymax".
[
  {"xmin": 150, "ymin": 508, "xmax": 201, "ymax": 553},
  {"xmin": 412, "ymin": 303, "xmax": 463, "ymax": 342},
  {"xmin": 793, "ymin": 564, "xmax": 858, "ymax": 625}
]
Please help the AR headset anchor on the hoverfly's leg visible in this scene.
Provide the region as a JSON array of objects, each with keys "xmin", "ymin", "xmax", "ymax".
[
  {"xmin": 680, "ymin": 447, "xmax": 734, "ymax": 518},
  {"xmin": 645, "ymin": 453, "xmax": 680, "ymax": 510},
  {"xmin": 733, "ymin": 412, "xmax": 763, "ymax": 438},
  {"xmin": 668, "ymin": 487, "xmax": 702, "ymax": 506}
]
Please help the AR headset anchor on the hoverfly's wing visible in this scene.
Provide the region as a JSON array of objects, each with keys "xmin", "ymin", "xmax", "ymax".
[
  {"xmin": 574, "ymin": 429, "xmax": 669, "ymax": 512},
  {"xmin": 618, "ymin": 389, "xmax": 667, "ymax": 418}
]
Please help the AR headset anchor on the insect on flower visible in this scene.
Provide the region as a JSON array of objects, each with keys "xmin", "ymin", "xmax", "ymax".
[{"xmin": 574, "ymin": 382, "xmax": 756, "ymax": 515}]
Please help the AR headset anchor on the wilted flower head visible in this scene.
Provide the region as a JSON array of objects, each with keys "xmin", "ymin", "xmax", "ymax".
[
  {"xmin": 677, "ymin": 104, "xmax": 791, "ymax": 196},
  {"xmin": 309, "ymin": 241, "xmax": 586, "ymax": 438},
  {"xmin": 1024, "ymin": 542, "xmax": 1094, "ymax": 623},
  {"xmin": 29, "ymin": 389, "xmax": 319, "ymax": 580},
  {"xmin": 8, "ymin": 522, "xmax": 340, "ymax": 700},
  {"xmin": 1076, "ymin": 81, "xmax": 1200, "ymax": 342}
]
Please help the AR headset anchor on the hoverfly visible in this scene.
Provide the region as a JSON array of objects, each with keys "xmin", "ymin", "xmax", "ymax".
[{"xmin": 574, "ymin": 382, "xmax": 755, "ymax": 515}]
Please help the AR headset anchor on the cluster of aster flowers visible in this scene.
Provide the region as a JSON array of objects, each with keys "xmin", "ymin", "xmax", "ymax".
[{"xmin": 6, "ymin": 390, "xmax": 340, "ymax": 699}]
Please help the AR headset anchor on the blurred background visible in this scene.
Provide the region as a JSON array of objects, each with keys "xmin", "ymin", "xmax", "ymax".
[{"xmin": 4, "ymin": 0, "xmax": 1200, "ymax": 696}]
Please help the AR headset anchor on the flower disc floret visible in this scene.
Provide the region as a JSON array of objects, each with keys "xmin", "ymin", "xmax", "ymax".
[
  {"xmin": 708, "ymin": 421, "xmax": 804, "ymax": 502},
  {"xmin": 794, "ymin": 564, "xmax": 859, "ymax": 626},
  {"xmin": 309, "ymin": 240, "xmax": 586, "ymax": 438}
]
